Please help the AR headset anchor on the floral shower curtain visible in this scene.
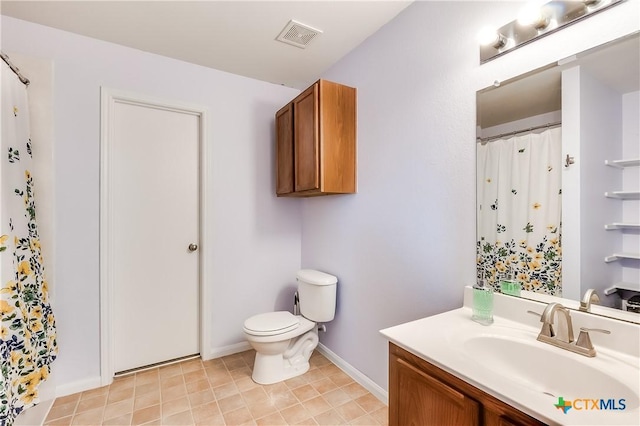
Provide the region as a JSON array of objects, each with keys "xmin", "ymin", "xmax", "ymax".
[
  {"xmin": 1, "ymin": 61, "xmax": 57, "ymax": 425},
  {"xmin": 476, "ymin": 127, "xmax": 562, "ymax": 295}
]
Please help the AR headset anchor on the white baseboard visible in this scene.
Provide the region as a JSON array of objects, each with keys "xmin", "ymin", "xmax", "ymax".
[
  {"xmin": 317, "ymin": 343, "xmax": 388, "ymax": 405},
  {"xmin": 56, "ymin": 376, "xmax": 102, "ymax": 398},
  {"xmin": 206, "ymin": 341, "xmax": 252, "ymax": 360}
]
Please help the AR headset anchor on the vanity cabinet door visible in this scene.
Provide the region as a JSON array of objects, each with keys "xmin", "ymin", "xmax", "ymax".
[
  {"xmin": 390, "ymin": 352, "xmax": 480, "ymax": 425},
  {"xmin": 389, "ymin": 343, "xmax": 545, "ymax": 426}
]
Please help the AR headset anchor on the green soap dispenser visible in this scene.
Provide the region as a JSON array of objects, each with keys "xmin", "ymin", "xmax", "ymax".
[
  {"xmin": 472, "ymin": 272, "xmax": 494, "ymax": 325},
  {"xmin": 500, "ymin": 267, "xmax": 521, "ymax": 297}
]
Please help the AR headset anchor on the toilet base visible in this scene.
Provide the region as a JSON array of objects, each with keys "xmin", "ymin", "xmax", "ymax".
[
  {"xmin": 252, "ymin": 353, "xmax": 311, "ymax": 385},
  {"xmin": 250, "ymin": 329, "xmax": 319, "ymax": 385}
]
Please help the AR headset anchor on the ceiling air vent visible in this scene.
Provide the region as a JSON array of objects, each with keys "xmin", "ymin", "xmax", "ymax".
[{"xmin": 276, "ymin": 20, "xmax": 322, "ymax": 49}]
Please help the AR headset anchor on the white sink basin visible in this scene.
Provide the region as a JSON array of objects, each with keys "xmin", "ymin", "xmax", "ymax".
[{"xmin": 463, "ymin": 334, "xmax": 639, "ymax": 410}]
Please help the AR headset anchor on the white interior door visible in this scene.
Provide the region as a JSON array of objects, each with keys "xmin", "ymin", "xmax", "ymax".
[{"xmin": 111, "ymin": 99, "xmax": 200, "ymax": 373}]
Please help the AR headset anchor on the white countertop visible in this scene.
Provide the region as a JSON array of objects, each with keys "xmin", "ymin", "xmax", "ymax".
[{"xmin": 380, "ymin": 288, "xmax": 640, "ymax": 426}]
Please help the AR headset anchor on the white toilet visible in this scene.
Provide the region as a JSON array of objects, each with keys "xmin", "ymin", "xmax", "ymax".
[{"xmin": 243, "ymin": 269, "xmax": 337, "ymax": 385}]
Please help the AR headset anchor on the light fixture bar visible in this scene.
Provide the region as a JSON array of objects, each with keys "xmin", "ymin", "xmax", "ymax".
[{"xmin": 480, "ymin": 0, "xmax": 625, "ymax": 64}]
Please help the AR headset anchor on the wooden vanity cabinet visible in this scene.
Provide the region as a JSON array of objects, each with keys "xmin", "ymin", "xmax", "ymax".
[
  {"xmin": 389, "ymin": 343, "xmax": 545, "ymax": 426},
  {"xmin": 275, "ymin": 79, "xmax": 356, "ymax": 197}
]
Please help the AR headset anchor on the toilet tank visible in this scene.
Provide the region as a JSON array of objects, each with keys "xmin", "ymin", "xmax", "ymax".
[{"xmin": 297, "ymin": 269, "xmax": 337, "ymax": 322}]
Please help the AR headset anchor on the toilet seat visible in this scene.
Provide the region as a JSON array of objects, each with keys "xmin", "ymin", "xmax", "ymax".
[{"xmin": 243, "ymin": 311, "xmax": 300, "ymax": 336}]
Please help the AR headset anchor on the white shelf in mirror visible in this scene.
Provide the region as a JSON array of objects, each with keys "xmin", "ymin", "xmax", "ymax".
[
  {"xmin": 605, "ymin": 158, "xmax": 640, "ymax": 168},
  {"xmin": 603, "ymin": 158, "xmax": 639, "ymax": 297},
  {"xmin": 605, "ymin": 223, "xmax": 640, "ymax": 230},
  {"xmin": 604, "ymin": 281, "xmax": 640, "ymax": 296},
  {"xmin": 604, "ymin": 252, "xmax": 640, "ymax": 263},
  {"xmin": 604, "ymin": 191, "xmax": 640, "ymax": 200}
]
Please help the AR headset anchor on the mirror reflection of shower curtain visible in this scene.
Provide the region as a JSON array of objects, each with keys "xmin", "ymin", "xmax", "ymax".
[
  {"xmin": 1, "ymin": 62, "xmax": 57, "ymax": 425},
  {"xmin": 476, "ymin": 128, "xmax": 562, "ymax": 295}
]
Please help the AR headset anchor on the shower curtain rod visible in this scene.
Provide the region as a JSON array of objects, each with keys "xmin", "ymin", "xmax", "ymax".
[
  {"xmin": 477, "ymin": 121, "xmax": 561, "ymax": 143},
  {"xmin": 1, "ymin": 52, "xmax": 30, "ymax": 86}
]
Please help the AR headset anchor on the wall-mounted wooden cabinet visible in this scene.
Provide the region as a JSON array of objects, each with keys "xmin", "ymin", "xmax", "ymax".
[
  {"xmin": 275, "ymin": 79, "xmax": 356, "ymax": 197},
  {"xmin": 389, "ymin": 343, "xmax": 545, "ymax": 426}
]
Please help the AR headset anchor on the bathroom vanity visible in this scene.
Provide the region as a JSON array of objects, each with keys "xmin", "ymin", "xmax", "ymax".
[
  {"xmin": 389, "ymin": 342, "xmax": 543, "ymax": 426},
  {"xmin": 380, "ymin": 288, "xmax": 640, "ymax": 426}
]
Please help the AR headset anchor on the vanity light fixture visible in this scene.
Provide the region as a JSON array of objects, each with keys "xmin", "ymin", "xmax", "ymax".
[{"xmin": 480, "ymin": 0, "xmax": 625, "ymax": 63}]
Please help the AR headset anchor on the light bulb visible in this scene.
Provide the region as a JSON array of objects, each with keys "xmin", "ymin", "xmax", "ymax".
[
  {"xmin": 477, "ymin": 27, "xmax": 506, "ymax": 48},
  {"xmin": 518, "ymin": 3, "xmax": 550, "ymax": 29}
]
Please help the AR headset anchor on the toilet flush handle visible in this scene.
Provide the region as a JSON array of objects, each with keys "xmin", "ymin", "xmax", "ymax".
[{"xmin": 293, "ymin": 291, "xmax": 300, "ymax": 315}]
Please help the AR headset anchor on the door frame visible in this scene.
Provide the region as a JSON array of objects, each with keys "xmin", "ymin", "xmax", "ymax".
[{"xmin": 99, "ymin": 87, "xmax": 210, "ymax": 384}]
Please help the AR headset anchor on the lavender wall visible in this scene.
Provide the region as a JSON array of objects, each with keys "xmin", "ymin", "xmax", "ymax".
[{"xmin": 307, "ymin": 1, "xmax": 640, "ymax": 389}]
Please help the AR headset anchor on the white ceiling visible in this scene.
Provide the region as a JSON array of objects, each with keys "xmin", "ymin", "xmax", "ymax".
[{"xmin": 1, "ymin": 0, "xmax": 413, "ymax": 89}]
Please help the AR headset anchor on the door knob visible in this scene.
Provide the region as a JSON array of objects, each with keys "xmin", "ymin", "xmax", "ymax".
[{"xmin": 188, "ymin": 243, "xmax": 198, "ymax": 252}]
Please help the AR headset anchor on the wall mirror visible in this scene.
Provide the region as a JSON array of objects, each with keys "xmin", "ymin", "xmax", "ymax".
[{"xmin": 476, "ymin": 32, "xmax": 640, "ymax": 323}]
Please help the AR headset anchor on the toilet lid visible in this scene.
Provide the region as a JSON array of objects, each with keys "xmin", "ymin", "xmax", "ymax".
[{"xmin": 244, "ymin": 311, "xmax": 300, "ymax": 336}]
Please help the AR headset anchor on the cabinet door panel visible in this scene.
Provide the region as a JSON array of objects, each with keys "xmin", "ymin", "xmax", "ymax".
[
  {"xmin": 275, "ymin": 104, "xmax": 294, "ymax": 195},
  {"xmin": 392, "ymin": 357, "xmax": 479, "ymax": 426},
  {"xmin": 294, "ymin": 84, "xmax": 320, "ymax": 192}
]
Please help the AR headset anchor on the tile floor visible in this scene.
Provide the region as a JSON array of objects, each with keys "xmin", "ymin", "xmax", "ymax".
[{"xmin": 43, "ymin": 351, "xmax": 388, "ymax": 426}]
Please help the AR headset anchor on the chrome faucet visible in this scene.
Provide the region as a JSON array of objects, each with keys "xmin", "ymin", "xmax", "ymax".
[
  {"xmin": 533, "ymin": 302, "xmax": 610, "ymax": 357},
  {"xmin": 580, "ymin": 288, "xmax": 600, "ymax": 312}
]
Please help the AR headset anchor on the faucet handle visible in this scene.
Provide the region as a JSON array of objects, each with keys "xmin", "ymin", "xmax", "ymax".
[
  {"xmin": 579, "ymin": 327, "xmax": 611, "ymax": 335},
  {"xmin": 526, "ymin": 310, "xmax": 542, "ymax": 318},
  {"xmin": 576, "ymin": 327, "xmax": 611, "ymax": 354}
]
